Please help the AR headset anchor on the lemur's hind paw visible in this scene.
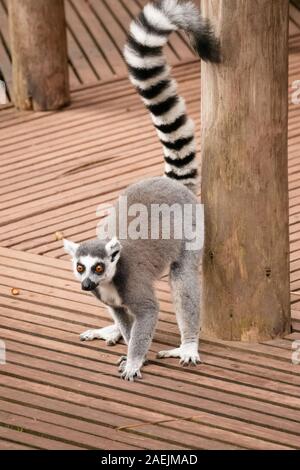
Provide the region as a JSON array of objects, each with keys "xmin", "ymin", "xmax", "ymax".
[
  {"xmin": 80, "ymin": 324, "xmax": 121, "ymax": 345},
  {"xmin": 157, "ymin": 342, "xmax": 201, "ymax": 366}
]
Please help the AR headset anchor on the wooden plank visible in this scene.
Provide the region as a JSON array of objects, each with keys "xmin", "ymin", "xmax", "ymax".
[
  {"xmin": 67, "ymin": 60, "xmax": 81, "ymax": 88},
  {"xmin": 0, "ymin": 439, "xmax": 35, "ymax": 450},
  {"xmin": 89, "ymin": 0, "xmax": 128, "ymax": 57},
  {"xmin": 0, "ymin": 411, "xmax": 136, "ymax": 450},
  {"xmin": 125, "ymin": 422, "xmax": 292, "ymax": 450},
  {"xmin": 0, "ymin": 397, "xmax": 233, "ymax": 450},
  {"xmin": 65, "ymin": 0, "xmax": 113, "ymax": 81},
  {"xmin": 0, "ymin": 424, "xmax": 81, "ymax": 450},
  {"xmin": 0, "ymin": 398, "xmax": 171, "ymax": 450},
  {"xmin": 66, "ymin": 30, "xmax": 94, "ymax": 85},
  {"xmin": 69, "ymin": 0, "xmax": 125, "ymax": 77}
]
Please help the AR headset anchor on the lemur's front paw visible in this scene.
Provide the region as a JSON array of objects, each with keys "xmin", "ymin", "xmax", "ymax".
[
  {"xmin": 117, "ymin": 356, "xmax": 148, "ymax": 371},
  {"xmin": 121, "ymin": 363, "xmax": 142, "ymax": 381},
  {"xmin": 117, "ymin": 356, "xmax": 143, "ymax": 381},
  {"xmin": 80, "ymin": 324, "xmax": 121, "ymax": 345},
  {"xmin": 157, "ymin": 342, "xmax": 201, "ymax": 366}
]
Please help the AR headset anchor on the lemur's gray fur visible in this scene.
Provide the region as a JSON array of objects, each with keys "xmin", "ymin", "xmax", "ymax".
[{"xmin": 64, "ymin": 0, "xmax": 219, "ymax": 381}]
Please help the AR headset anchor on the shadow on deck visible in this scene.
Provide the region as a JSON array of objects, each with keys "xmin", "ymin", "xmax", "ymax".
[{"xmin": 0, "ymin": 0, "xmax": 300, "ymax": 451}]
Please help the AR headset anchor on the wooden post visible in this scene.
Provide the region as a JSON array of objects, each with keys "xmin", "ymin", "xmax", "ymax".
[
  {"xmin": 201, "ymin": 0, "xmax": 291, "ymax": 341},
  {"xmin": 8, "ymin": 0, "xmax": 70, "ymax": 111}
]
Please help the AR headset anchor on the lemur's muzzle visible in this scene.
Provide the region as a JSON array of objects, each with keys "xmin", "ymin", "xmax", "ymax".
[{"xmin": 81, "ymin": 279, "xmax": 97, "ymax": 291}]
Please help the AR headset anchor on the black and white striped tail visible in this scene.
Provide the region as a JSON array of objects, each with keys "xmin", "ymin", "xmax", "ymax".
[{"xmin": 124, "ymin": 0, "xmax": 220, "ymax": 192}]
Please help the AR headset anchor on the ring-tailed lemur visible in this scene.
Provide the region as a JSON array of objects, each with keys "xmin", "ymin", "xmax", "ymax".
[{"xmin": 64, "ymin": 0, "xmax": 219, "ymax": 381}]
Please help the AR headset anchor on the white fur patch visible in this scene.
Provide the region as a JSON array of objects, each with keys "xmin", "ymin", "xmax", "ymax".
[
  {"xmin": 161, "ymin": 0, "xmax": 201, "ymax": 32},
  {"xmin": 130, "ymin": 22, "xmax": 167, "ymax": 47},
  {"xmin": 157, "ymin": 117, "xmax": 195, "ymax": 142},
  {"xmin": 124, "ymin": 46, "xmax": 165, "ymax": 69},
  {"xmin": 63, "ymin": 239, "xmax": 79, "ymax": 256},
  {"xmin": 75, "ymin": 255, "xmax": 98, "ymax": 282},
  {"xmin": 105, "ymin": 237, "xmax": 121, "ymax": 256},
  {"xmin": 143, "ymin": 3, "xmax": 176, "ymax": 31},
  {"xmin": 98, "ymin": 282, "xmax": 122, "ymax": 307}
]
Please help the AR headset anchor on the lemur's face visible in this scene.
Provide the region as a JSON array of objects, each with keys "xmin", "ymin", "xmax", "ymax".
[{"xmin": 63, "ymin": 238, "xmax": 121, "ymax": 291}]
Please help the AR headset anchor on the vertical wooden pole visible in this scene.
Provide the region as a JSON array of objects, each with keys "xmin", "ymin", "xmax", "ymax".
[
  {"xmin": 201, "ymin": 0, "xmax": 291, "ymax": 341},
  {"xmin": 9, "ymin": 0, "xmax": 70, "ymax": 111}
]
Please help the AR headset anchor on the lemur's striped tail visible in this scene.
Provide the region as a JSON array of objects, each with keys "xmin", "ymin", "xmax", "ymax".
[{"xmin": 124, "ymin": 0, "xmax": 220, "ymax": 192}]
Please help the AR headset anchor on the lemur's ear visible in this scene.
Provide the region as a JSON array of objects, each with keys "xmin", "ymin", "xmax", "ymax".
[
  {"xmin": 63, "ymin": 239, "xmax": 79, "ymax": 256},
  {"xmin": 105, "ymin": 237, "xmax": 122, "ymax": 262}
]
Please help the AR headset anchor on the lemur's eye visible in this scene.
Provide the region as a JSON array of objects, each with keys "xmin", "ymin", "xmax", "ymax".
[
  {"xmin": 77, "ymin": 264, "xmax": 85, "ymax": 273},
  {"xmin": 95, "ymin": 263, "xmax": 105, "ymax": 274}
]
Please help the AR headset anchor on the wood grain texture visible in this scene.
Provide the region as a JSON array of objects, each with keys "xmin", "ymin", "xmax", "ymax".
[
  {"xmin": 8, "ymin": 0, "xmax": 70, "ymax": 110},
  {"xmin": 201, "ymin": 0, "xmax": 291, "ymax": 341}
]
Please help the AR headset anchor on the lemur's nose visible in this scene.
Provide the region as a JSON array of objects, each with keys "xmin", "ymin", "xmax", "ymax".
[{"xmin": 81, "ymin": 279, "xmax": 97, "ymax": 291}]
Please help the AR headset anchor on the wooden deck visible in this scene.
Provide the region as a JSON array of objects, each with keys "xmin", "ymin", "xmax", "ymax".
[{"xmin": 0, "ymin": 0, "xmax": 300, "ymax": 451}]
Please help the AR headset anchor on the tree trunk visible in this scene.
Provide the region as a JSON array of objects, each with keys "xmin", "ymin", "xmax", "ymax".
[
  {"xmin": 201, "ymin": 0, "xmax": 291, "ymax": 341},
  {"xmin": 8, "ymin": 0, "xmax": 70, "ymax": 111}
]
